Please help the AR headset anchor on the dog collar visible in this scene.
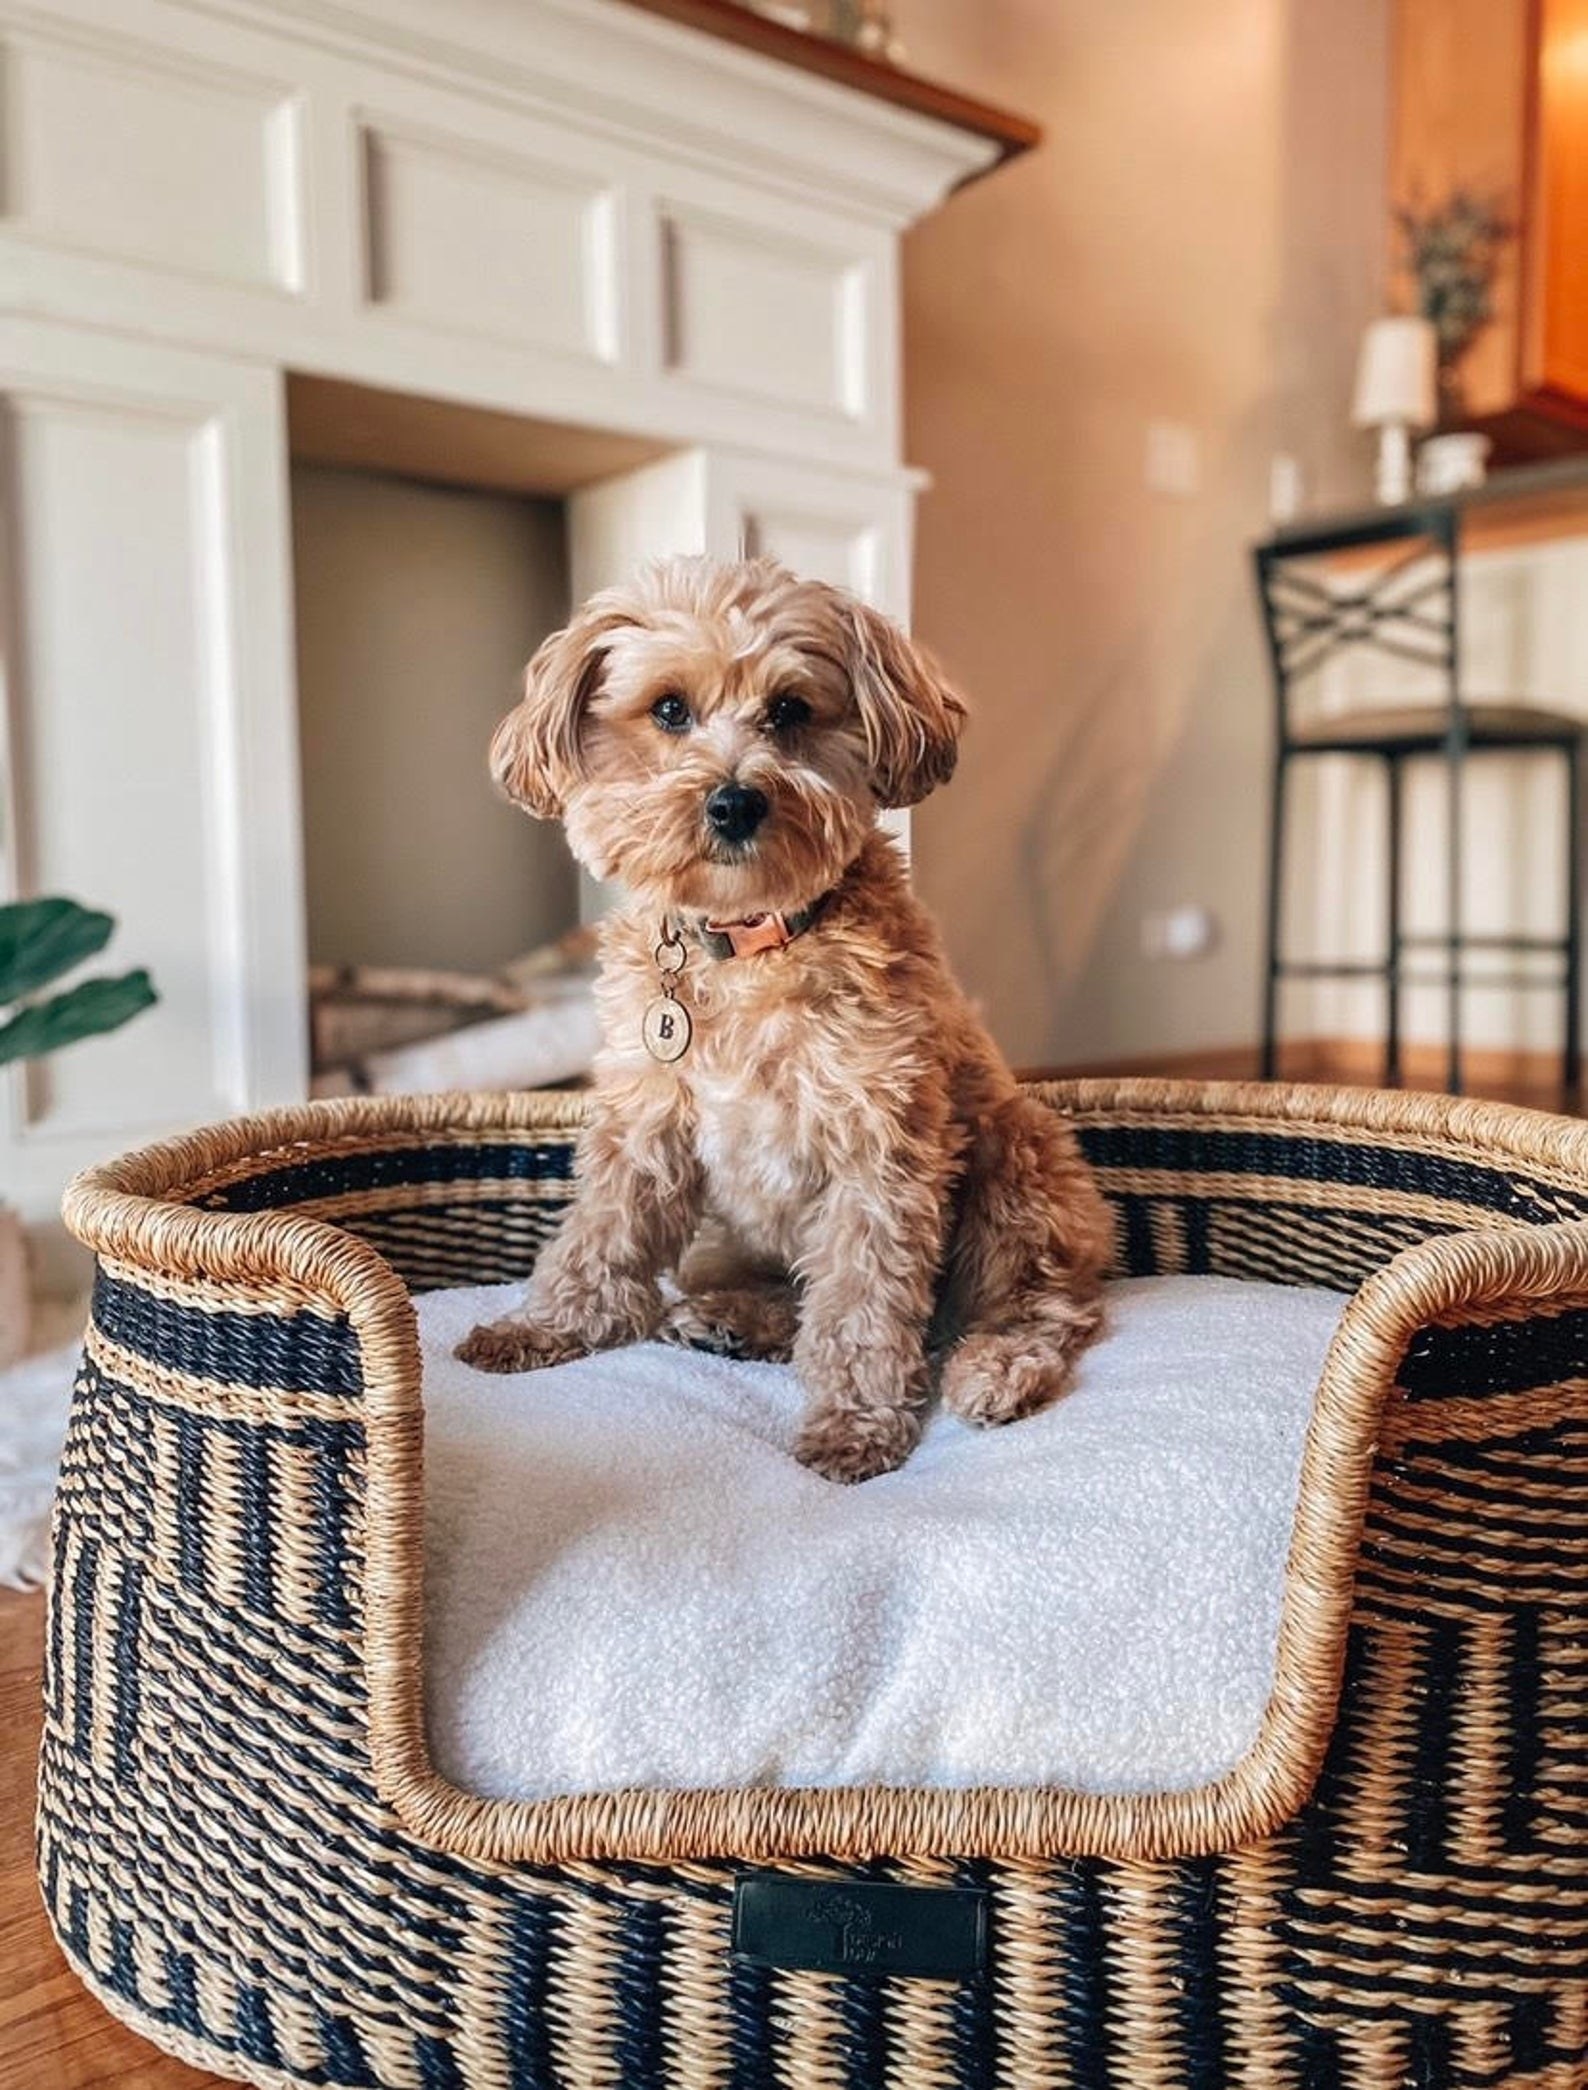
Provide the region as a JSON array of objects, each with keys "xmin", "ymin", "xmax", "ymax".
[{"xmin": 695, "ymin": 891, "xmax": 832, "ymax": 960}]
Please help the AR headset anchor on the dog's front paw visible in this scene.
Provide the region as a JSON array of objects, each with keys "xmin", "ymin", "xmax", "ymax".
[
  {"xmin": 940, "ymin": 1304, "xmax": 1103, "ymax": 1426},
  {"xmin": 455, "ymin": 1318, "xmax": 586, "ymax": 1374},
  {"xmin": 794, "ymin": 1403, "xmax": 920, "ymax": 1485}
]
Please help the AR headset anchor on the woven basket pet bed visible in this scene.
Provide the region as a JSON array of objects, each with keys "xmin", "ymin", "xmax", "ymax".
[{"xmin": 44, "ymin": 1078, "xmax": 1588, "ymax": 2089}]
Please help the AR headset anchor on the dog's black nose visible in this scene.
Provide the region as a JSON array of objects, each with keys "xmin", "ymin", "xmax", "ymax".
[{"xmin": 705, "ymin": 783, "xmax": 769, "ymax": 843}]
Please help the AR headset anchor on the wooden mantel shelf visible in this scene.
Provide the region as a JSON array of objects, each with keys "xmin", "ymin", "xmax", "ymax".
[{"xmin": 612, "ymin": 0, "xmax": 1040, "ymax": 172}]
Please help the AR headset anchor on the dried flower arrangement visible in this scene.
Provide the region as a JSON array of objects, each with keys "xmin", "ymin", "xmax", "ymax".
[{"xmin": 1395, "ymin": 188, "xmax": 1514, "ymax": 423}]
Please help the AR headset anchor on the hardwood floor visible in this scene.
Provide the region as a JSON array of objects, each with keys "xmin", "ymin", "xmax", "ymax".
[
  {"xmin": 0, "ymin": 1590, "xmax": 224, "ymax": 2089},
  {"xmin": 1028, "ymin": 1037, "xmax": 1588, "ymax": 1118}
]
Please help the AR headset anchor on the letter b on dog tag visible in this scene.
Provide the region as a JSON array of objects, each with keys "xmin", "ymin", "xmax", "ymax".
[{"xmin": 643, "ymin": 996, "xmax": 691, "ymax": 1063}]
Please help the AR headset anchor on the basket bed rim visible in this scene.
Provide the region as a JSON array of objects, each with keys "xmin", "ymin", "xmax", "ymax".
[{"xmin": 59, "ymin": 1077, "xmax": 1588, "ymax": 1868}]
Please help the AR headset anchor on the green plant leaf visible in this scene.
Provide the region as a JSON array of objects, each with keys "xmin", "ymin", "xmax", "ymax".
[
  {"xmin": 0, "ymin": 970, "xmax": 158, "ymax": 1067},
  {"xmin": 0, "ymin": 897, "xmax": 115, "ymax": 1005}
]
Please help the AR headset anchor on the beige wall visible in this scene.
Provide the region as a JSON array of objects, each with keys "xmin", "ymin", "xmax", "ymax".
[
  {"xmin": 900, "ymin": 0, "xmax": 1390, "ymax": 1069},
  {"xmin": 292, "ymin": 465, "xmax": 576, "ymax": 973}
]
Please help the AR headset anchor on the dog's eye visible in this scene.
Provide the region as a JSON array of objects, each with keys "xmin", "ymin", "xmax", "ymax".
[
  {"xmin": 766, "ymin": 693, "xmax": 812, "ymax": 733},
  {"xmin": 650, "ymin": 693, "xmax": 693, "ymax": 734}
]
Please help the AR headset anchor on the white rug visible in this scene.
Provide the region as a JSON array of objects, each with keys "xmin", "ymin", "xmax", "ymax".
[
  {"xmin": 0, "ymin": 1342, "xmax": 80, "ymax": 1589},
  {"xmin": 419, "ymin": 1274, "xmax": 1347, "ymax": 1801}
]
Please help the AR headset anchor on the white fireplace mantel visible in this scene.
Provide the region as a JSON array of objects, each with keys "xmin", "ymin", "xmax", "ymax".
[
  {"xmin": 2, "ymin": 0, "xmax": 1001, "ymax": 466},
  {"xmin": 0, "ymin": 0, "xmax": 1022, "ymax": 1238}
]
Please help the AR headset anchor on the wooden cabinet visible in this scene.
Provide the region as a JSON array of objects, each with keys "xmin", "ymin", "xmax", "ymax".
[
  {"xmin": 1392, "ymin": 0, "xmax": 1588, "ymax": 454},
  {"xmin": 1532, "ymin": 0, "xmax": 1588, "ymax": 422}
]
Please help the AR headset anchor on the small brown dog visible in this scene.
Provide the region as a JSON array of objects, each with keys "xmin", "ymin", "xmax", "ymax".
[{"xmin": 458, "ymin": 556, "xmax": 1111, "ymax": 1482}]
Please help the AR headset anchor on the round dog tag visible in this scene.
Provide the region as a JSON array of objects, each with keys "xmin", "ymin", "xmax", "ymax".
[{"xmin": 642, "ymin": 995, "xmax": 692, "ymax": 1063}]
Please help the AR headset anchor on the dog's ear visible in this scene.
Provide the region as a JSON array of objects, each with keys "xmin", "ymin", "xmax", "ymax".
[
  {"xmin": 490, "ymin": 601, "xmax": 631, "ymax": 818},
  {"xmin": 840, "ymin": 598, "xmax": 968, "ymax": 809}
]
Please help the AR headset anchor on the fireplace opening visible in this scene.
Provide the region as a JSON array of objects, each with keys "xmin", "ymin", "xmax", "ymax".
[
  {"xmin": 286, "ymin": 377, "xmax": 670, "ymax": 1095},
  {"xmin": 292, "ymin": 460, "xmax": 573, "ymax": 977}
]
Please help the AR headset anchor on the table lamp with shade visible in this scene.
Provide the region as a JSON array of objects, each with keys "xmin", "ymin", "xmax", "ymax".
[{"xmin": 1352, "ymin": 315, "xmax": 1437, "ymax": 505}]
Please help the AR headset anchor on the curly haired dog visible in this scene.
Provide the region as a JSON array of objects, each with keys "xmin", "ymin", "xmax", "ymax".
[{"xmin": 458, "ymin": 556, "xmax": 1111, "ymax": 1482}]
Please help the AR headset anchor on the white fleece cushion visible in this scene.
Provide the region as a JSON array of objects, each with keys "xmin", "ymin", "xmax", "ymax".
[{"xmin": 418, "ymin": 1275, "xmax": 1347, "ymax": 1801}]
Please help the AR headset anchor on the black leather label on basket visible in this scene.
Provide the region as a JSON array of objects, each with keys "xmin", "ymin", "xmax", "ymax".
[{"xmin": 731, "ymin": 1873, "xmax": 988, "ymax": 1981}]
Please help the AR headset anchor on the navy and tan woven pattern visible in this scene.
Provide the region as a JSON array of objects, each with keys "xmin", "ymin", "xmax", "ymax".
[{"xmin": 43, "ymin": 1080, "xmax": 1588, "ymax": 2087}]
